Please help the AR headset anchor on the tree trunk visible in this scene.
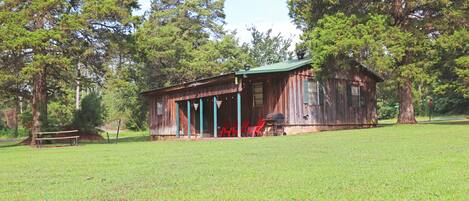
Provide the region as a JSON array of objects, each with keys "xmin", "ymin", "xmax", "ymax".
[
  {"xmin": 397, "ymin": 79, "xmax": 417, "ymax": 124},
  {"xmin": 31, "ymin": 69, "xmax": 47, "ymax": 146},
  {"xmin": 75, "ymin": 67, "xmax": 80, "ymax": 110},
  {"xmin": 14, "ymin": 95, "xmax": 19, "ymax": 137}
]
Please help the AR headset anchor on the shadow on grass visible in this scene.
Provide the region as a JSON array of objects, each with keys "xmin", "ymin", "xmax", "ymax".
[
  {"xmin": 0, "ymin": 137, "xmax": 29, "ymax": 148},
  {"xmin": 376, "ymin": 123, "xmax": 395, "ymax": 127},
  {"xmin": 0, "ymin": 141, "xmax": 23, "ymax": 148},
  {"xmin": 0, "ymin": 136, "xmax": 152, "ymax": 148},
  {"xmin": 378, "ymin": 119, "xmax": 469, "ymax": 127},
  {"xmin": 422, "ymin": 120, "xmax": 469, "ymax": 126},
  {"xmin": 83, "ymin": 136, "xmax": 151, "ymax": 145}
]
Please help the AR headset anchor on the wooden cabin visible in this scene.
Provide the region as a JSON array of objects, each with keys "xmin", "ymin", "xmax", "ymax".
[{"xmin": 142, "ymin": 58, "xmax": 383, "ymax": 139}]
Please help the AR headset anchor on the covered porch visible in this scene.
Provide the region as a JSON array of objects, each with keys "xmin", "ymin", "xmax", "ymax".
[
  {"xmin": 146, "ymin": 73, "xmax": 268, "ymax": 139},
  {"xmin": 175, "ymin": 92, "xmax": 245, "ymax": 138}
]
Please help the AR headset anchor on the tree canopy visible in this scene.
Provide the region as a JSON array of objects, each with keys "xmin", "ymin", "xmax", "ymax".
[
  {"xmin": 288, "ymin": 0, "xmax": 468, "ymax": 123},
  {"xmin": 242, "ymin": 26, "xmax": 293, "ymax": 66},
  {"xmin": 0, "ymin": 0, "xmax": 139, "ymax": 144}
]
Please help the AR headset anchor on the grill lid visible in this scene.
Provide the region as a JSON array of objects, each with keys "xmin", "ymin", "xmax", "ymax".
[{"xmin": 265, "ymin": 113, "xmax": 285, "ymax": 123}]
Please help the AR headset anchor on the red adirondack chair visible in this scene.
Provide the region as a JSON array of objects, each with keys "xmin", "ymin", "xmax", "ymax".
[
  {"xmin": 231, "ymin": 120, "xmax": 249, "ymax": 136},
  {"xmin": 247, "ymin": 119, "xmax": 266, "ymax": 137},
  {"xmin": 220, "ymin": 122, "xmax": 232, "ymax": 137}
]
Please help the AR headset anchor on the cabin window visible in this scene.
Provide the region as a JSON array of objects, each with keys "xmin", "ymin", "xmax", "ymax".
[
  {"xmin": 349, "ymin": 85, "xmax": 360, "ymax": 107},
  {"xmin": 309, "ymin": 80, "xmax": 319, "ymax": 105},
  {"xmin": 359, "ymin": 86, "xmax": 366, "ymax": 107},
  {"xmin": 252, "ymin": 82, "xmax": 263, "ymax": 107},
  {"xmin": 304, "ymin": 79, "xmax": 324, "ymax": 105},
  {"xmin": 156, "ymin": 100, "xmax": 163, "ymax": 115}
]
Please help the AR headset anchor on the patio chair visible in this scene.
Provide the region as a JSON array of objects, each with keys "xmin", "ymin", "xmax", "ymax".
[
  {"xmin": 220, "ymin": 122, "xmax": 232, "ymax": 137},
  {"xmin": 231, "ymin": 120, "xmax": 249, "ymax": 137},
  {"xmin": 247, "ymin": 119, "xmax": 266, "ymax": 137}
]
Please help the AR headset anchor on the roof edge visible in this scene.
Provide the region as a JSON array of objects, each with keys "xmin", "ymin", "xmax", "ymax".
[{"xmin": 140, "ymin": 73, "xmax": 235, "ymax": 95}]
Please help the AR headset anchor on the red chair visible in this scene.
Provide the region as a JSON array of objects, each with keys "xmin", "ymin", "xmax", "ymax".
[
  {"xmin": 231, "ymin": 120, "xmax": 249, "ymax": 137},
  {"xmin": 247, "ymin": 119, "xmax": 266, "ymax": 137},
  {"xmin": 220, "ymin": 122, "xmax": 232, "ymax": 137}
]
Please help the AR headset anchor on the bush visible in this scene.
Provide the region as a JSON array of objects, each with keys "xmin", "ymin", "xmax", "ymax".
[
  {"xmin": 0, "ymin": 113, "xmax": 5, "ymax": 130},
  {"xmin": 20, "ymin": 109, "xmax": 33, "ymax": 132},
  {"xmin": 125, "ymin": 97, "xmax": 147, "ymax": 131},
  {"xmin": 377, "ymin": 100, "xmax": 398, "ymax": 120},
  {"xmin": 73, "ymin": 91, "xmax": 107, "ymax": 134},
  {"xmin": 48, "ymin": 101, "xmax": 74, "ymax": 129}
]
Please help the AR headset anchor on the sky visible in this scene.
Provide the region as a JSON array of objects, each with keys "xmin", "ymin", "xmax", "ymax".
[{"xmin": 135, "ymin": 0, "xmax": 302, "ymax": 46}]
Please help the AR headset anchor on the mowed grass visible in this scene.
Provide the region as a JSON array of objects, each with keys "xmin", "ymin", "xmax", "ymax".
[{"xmin": 1, "ymin": 121, "xmax": 469, "ymax": 200}]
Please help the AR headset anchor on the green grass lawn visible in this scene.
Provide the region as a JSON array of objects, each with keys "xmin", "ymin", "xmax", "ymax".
[{"xmin": 1, "ymin": 120, "xmax": 469, "ymax": 200}]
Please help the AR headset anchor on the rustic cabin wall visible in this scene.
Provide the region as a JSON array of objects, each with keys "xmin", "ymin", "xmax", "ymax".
[
  {"xmin": 283, "ymin": 66, "xmax": 378, "ymax": 126},
  {"xmin": 243, "ymin": 73, "xmax": 290, "ymax": 125},
  {"xmin": 149, "ymin": 94, "xmax": 176, "ymax": 135},
  {"xmin": 148, "ymin": 65, "xmax": 379, "ymax": 136}
]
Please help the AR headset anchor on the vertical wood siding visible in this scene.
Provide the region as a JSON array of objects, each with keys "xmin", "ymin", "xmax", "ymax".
[{"xmin": 147, "ymin": 66, "xmax": 379, "ymax": 135}]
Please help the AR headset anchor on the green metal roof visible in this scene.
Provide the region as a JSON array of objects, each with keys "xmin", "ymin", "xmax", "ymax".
[
  {"xmin": 235, "ymin": 58, "xmax": 312, "ymax": 75},
  {"xmin": 236, "ymin": 58, "xmax": 383, "ymax": 82}
]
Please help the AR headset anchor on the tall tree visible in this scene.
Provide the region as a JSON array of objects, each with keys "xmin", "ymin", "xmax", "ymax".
[
  {"xmin": 0, "ymin": 0, "xmax": 139, "ymax": 145},
  {"xmin": 136, "ymin": 0, "xmax": 250, "ymax": 88},
  {"xmin": 242, "ymin": 26, "xmax": 293, "ymax": 66},
  {"xmin": 288, "ymin": 0, "xmax": 468, "ymax": 123},
  {"xmin": 431, "ymin": 29, "xmax": 469, "ymax": 113}
]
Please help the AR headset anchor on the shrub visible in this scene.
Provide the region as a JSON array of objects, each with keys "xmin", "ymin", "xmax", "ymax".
[
  {"xmin": 48, "ymin": 101, "xmax": 74, "ymax": 129},
  {"xmin": 20, "ymin": 109, "xmax": 33, "ymax": 132},
  {"xmin": 73, "ymin": 91, "xmax": 107, "ymax": 134},
  {"xmin": 377, "ymin": 100, "xmax": 398, "ymax": 120},
  {"xmin": 0, "ymin": 113, "xmax": 5, "ymax": 130}
]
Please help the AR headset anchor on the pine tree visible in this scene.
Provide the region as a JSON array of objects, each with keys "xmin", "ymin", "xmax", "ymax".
[{"xmin": 0, "ymin": 0, "xmax": 139, "ymax": 145}]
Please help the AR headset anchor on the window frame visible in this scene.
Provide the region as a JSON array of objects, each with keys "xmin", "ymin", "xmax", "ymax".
[
  {"xmin": 308, "ymin": 79, "xmax": 319, "ymax": 105},
  {"xmin": 350, "ymin": 84, "xmax": 360, "ymax": 108},
  {"xmin": 304, "ymin": 79, "xmax": 324, "ymax": 106},
  {"xmin": 252, "ymin": 82, "xmax": 263, "ymax": 107},
  {"xmin": 156, "ymin": 100, "xmax": 164, "ymax": 116}
]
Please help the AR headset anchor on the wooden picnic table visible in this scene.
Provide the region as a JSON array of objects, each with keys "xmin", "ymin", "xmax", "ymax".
[{"xmin": 35, "ymin": 130, "xmax": 80, "ymax": 148}]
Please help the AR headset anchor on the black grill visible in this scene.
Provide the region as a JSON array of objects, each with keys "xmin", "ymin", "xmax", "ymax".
[{"xmin": 265, "ymin": 113, "xmax": 286, "ymax": 136}]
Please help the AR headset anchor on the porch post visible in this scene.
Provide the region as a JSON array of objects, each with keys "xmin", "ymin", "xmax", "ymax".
[
  {"xmin": 199, "ymin": 98, "xmax": 203, "ymax": 138},
  {"xmin": 213, "ymin": 96, "xmax": 217, "ymax": 138},
  {"xmin": 187, "ymin": 100, "xmax": 191, "ymax": 138},
  {"xmin": 176, "ymin": 102, "xmax": 180, "ymax": 138},
  {"xmin": 237, "ymin": 92, "xmax": 241, "ymax": 137}
]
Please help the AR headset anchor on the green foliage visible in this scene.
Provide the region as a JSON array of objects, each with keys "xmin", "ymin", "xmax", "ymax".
[
  {"xmin": 242, "ymin": 26, "xmax": 293, "ymax": 66},
  {"xmin": 73, "ymin": 91, "xmax": 107, "ymax": 134},
  {"xmin": 377, "ymin": 99, "xmax": 398, "ymax": 119},
  {"xmin": 288, "ymin": 0, "xmax": 468, "ymax": 121},
  {"xmin": 136, "ymin": 0, "xmax": 250, "ymax": 88},
  {"xmin": 0, "ymin": 0, "xmax": 139, "ymax": 135},
  {"xmin": 19, "ymin": 109, "xmax": 32, "ymax": 132},
  {"xmin": 103, "ymin": 63, "xmax": 148, "ymax": 131},
  {"xmin": 48, "ymin": 101, "xmax": 74, "ymax": 129},
  {"xmin": 0, "ymin": 113, "xmax": 5, "ymax": 130},
  {"xmin": 305, "ymin": 13, "xmax": 435, "ymax": 84},
  {"xmin": 430, "ymin": 29, "xmax": 469, "ymax": 113},
  {"xmin": 0, "ymin": 127, "xmax": 29, "ymax": 139}
]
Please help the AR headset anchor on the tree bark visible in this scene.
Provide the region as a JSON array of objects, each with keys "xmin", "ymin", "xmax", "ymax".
[
  {"xmin": 397, "ymin": 79, "xmax": 417, "ymax": 124},
  {"xmin": 75, "ymin": 66, "xmax": 80, "ymax": 110},
  {"xmin": 14, "ymin": 95, "xmax": 19, "ymax": 137},
  {"xmin": 31, "ymin": 69, "xmax": 47, "ymax": 146}
]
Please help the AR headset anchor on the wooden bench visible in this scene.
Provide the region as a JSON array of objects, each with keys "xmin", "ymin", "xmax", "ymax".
[{"xmin": 35, "ymin": 130, "xmax": 80, "ymax": 148}]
